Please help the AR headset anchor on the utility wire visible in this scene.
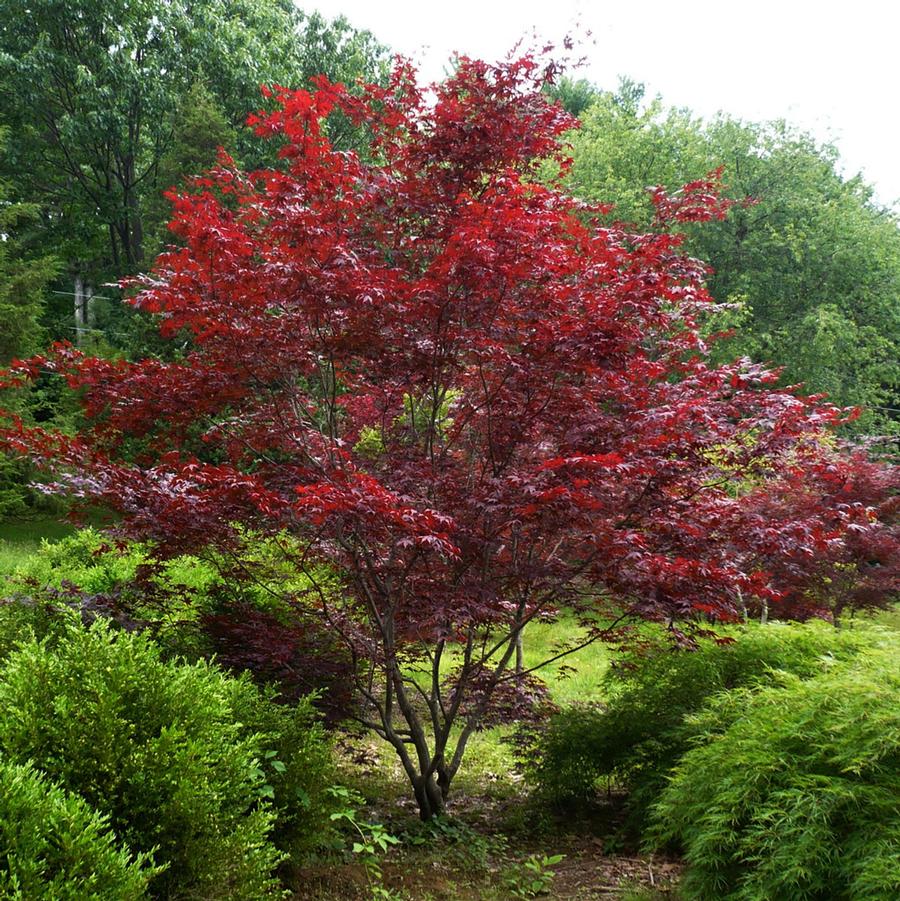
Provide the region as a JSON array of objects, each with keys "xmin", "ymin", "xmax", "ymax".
[{"xmin": 51, "ymin": 290, "xmax": 116, "ymax": 301}]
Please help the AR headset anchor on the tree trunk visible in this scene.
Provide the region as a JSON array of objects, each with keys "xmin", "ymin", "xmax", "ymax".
[
  {"xmin": 85, "ymin": 285, "xmax": 95, "ymax": 330},
  {"xmin": 73, "ymin": 275, "xmax": 94, "ymax": 346},
  {"xmin": 833, "ymin": 598, "xmax": 845, "ymax": 628},
  {"xmin": 124, "ymin": 154, "xmax": 143, "ymax": 266},
  {"xmin": 73, "ymin": 275, "xmax": 84, "ymax": 347},
  {"xmin": 737, "ymin": 587, "xmax": 748, "ymax": 622},
  {"xmin": 413, "ymin": 773, "xmax": 445, "ymax": 821}
]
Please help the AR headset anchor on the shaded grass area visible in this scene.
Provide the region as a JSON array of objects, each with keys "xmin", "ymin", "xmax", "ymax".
[
  {"xmin": 0, "ymin": 517, "xmax": 75, "ymax": 576},
  {"xmin": 448, "ymin": 617, "xmax": 611, "ymax": 800},
  {"xmin": 365, "ymin": 614, "xmax": 613, "ymax": 810},
  {"xmin": 871, "ymin": 605, "xmax": 900, "ymax": 631}
]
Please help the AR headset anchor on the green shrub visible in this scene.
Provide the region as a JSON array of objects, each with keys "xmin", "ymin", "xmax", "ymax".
[
  {"xmin": 5, "ymin": 528, "xmax": 355, "ymax": 712},
  {"xmin": 9, "ymin": 527, "xmax": 219, "ymax": 598},
  {"xmin": 528, "ymin": 621, "xmax": 883, "ymax": 831},
  {"xmin": 0, "ymin": 620, "xmax": 284, "ymax": 899},
  {"xmin": 648, "ymin": 648, "xmax": 900, "ymax": 900},
  {"xmin": 8, "ymin": 526, "xmax": 328, "ymax": 609},
  {"xmin": 0, "ymin": 757, "xmax": 158, "ymax": 899},
  {"xmin": 0, "ymin": 595, "xmax": 76, "ymax": 662},
  {"xmin": 225, "ymin": 677, "xmax": 336, "ymax": 858}
]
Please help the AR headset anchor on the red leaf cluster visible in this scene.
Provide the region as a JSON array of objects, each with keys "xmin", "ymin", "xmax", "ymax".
[{"xmin": 1, "ymin": 54, "xmax": 896, "ymax": 645}]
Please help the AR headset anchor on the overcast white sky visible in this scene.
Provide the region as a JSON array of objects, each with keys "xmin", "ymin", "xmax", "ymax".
[{"xmin": 310, "ymin": 0, "xmax": 900, "ymax": 209}]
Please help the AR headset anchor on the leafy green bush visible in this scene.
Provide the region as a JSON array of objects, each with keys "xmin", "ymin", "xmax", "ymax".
[
  {"xmin": 9, "ymin": 527, "xmax": 219, "ymax": 598},
  {"xmin": 5, "ymin": 528, "xmax": 355, "ymax": 712},
  {"xmin": 0, "ymin": 620, "xmax": 284, "ymax": 899},
  {"xmin": 648, "ymin": 648, "xmax": 900, "ymax": 900},
  {"xmin": 0, "ymin": 757, "xmax": 158, "ymax": 900},
  {"xmin": 528, "ymin": 621, "xmax": 883, "ymax": 831},
  {"xmin": 0, "ymin": 595, "xmax": 74, "ymax": 662},
  {"xmin": 225, "ymin": 677, "xmax": 336, "ymax": 858},
  {"xmin": 8, "ymin": 526, "xmax": 332, "ymax": 608}
]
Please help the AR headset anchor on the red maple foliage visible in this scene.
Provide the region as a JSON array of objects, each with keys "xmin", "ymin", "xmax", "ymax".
[{"xmin": 1, "ymin": 54, "xmax": 897, "ymax": 817}]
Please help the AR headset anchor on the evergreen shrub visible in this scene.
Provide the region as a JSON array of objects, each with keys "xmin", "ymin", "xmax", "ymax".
[
  {"xmin": 528, "ymin": 621, "xmax": 884, "ymax": 832},
  {"xmin": 0, "ymin": 757, "xmax": 157, "ymax": 900},
  {"xmin": 0, "ymin": 621, "xmax": 285, "ymax": 899}
]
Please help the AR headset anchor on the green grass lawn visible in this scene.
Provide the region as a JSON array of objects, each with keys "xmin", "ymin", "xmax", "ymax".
[
  {"xmin": 0, "ymin": 517, "xmax": 75, "ymax": 576},
  {"xmin": 871, "ymin": 605, "xmax": 900, "ymax": 631}
]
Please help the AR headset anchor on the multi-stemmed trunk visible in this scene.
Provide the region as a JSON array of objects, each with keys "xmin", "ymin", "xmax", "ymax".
[{"xmin": 358, "ymin": 623, "xmax": 525, "ymax": 821}]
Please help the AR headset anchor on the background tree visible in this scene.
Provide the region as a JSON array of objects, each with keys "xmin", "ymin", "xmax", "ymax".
[
  {"xmin": 0, "ymin": 0, "xmax": 387, "ymax": 344},
  {"xmin": 0, "ymin": 139, "xmax": 58, "ymax": 366},
  {"xmin": 561, "ymin": 79, "xmax": 900, "ymax": 435},
  {"xmin": 1, "ymin": 56, "xmax": 896, "ymax": 821},
  {"xmin": 142, "ymin": 82, "xmax": 240, "ymax": 262},
  {"xmin": 0, "ymin": 130, "xmax": 60, "ymax": 517}
]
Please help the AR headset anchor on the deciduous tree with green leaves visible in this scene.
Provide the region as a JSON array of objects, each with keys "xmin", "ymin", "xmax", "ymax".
[
  {"xmin": 0, "ymin": 130, "xmax": 60, "ymax": 516},
  {"xmin": 0, "ymin": 0, "xmax": 387, "ymax": 330},
  {"xmin": 562, "ymin": 80, "xmax": 900, "ymax": 435}
]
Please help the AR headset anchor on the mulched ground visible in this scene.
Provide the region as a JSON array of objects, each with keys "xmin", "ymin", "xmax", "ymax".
[
  {"xmin": 290, "ymin": 732, "xmax": 682, "ymax": 899},
  {"xmin": 548, "ymin": 838, "xmax": 681, "ymax": 899},
  {"xmin": 291, "ymin": 839, "xmax": 681, "ymax": 900}
]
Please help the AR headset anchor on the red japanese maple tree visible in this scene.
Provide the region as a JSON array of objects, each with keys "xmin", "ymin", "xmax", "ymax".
[{"xmin": 2, "ymin": 55, "xmax": 897, "ymax": 818}]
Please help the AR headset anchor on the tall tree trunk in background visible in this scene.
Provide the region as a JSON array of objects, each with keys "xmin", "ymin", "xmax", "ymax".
[
  {"xmin": 125, "ymin": 163, "xmax": 143, "ymax": 266},
  {"xmin": 85, "ymin": 285, "xmax": 94, "ymax": 331},
  {"xmin": 73, "ymin": 274, "xmax": 84, "ymax": 347},
  {"xmin": 73, "ymin": 274, "xmax": 94, "ymax": 346}
]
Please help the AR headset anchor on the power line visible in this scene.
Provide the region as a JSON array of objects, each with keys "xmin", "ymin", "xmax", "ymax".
[
  {"xmin": 60, "ymin": 326, "xmax": 131, "ymax": 339},
  {"xmin": 51, "ymin": 290, "xmax": 116, "ymax": 301}
]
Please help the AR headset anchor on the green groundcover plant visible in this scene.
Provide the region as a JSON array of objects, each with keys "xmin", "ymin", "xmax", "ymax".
[{"xmin": 648, "ymin": 648, "xmax": 900, "ymax": 900}]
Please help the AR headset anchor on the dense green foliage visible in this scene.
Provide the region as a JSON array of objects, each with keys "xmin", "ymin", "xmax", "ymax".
[
  {"xmin": 0, "ymin": 131, "xmax": 62, "ymax": 517},
  {"xmin": 0, "ymin": 0, "xmax": 386, "ymax": 355},
  {"xmin": 0, "ymin": 594, "xmax": 71, "ymax": 660},
  {"xmin": 649, "ymin": 649, "xmax": 900, "ymax": 900},
  {"xmin": 561, "ymin": 80, "xmax": 900, "ymax": 433},
  {"xmin": 0, "ymin": 133, "xmax": 58, "ymax": 366},
  {"xmin": 0, "ymin": 620, "xmax": 286, "ymax": 898},
  {"xmin": 0, "ymin": 528, "xmax": 342, "ymax": 889},
  {"xmin": 528, "ymin": 622, "xmax": 886, "ymax": 831},
  {"xmin": 224, "ymin": 677, "xmax": 336, "ymax": 859},
  {"xmin": 3, "ymin": 527, "xmax": 360, "ymax": 711},
  {"xmin": 0, "ymin": 757, "xmax": 157, "ymax": 899},
  {"xmin": 7, "ymin": 526, "xmax": 218, "ymax": 598}
]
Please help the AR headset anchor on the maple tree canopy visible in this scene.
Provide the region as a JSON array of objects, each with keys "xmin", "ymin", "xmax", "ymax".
[{"xmin": 1, "ymin": 52, "xmax": 896, "ymax": 818}]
